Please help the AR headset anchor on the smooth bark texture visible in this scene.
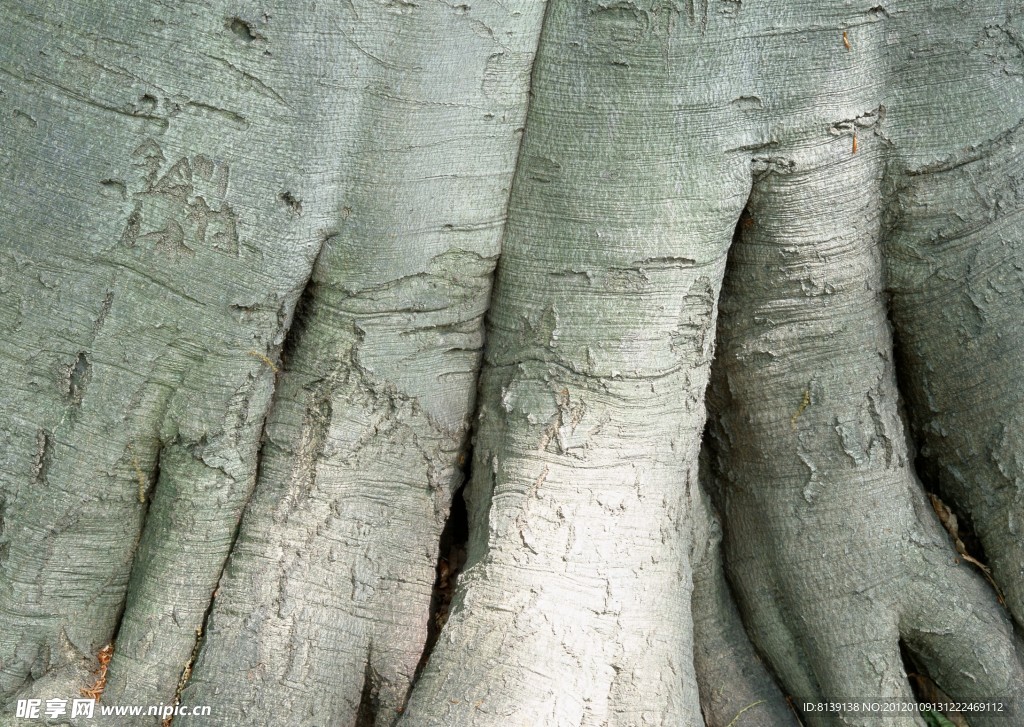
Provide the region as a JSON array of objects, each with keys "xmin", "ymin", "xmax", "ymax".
[
  {"xmin": 400, "ymin": 2, "xmax": 748, "ymax": 723},
  {"xmin": 178, "ymin": 3, "xmax": 545, "ymax": 725},
  {"xmin": 1, "ymin": 0, "xmax": 1023, "ymax": 725}
]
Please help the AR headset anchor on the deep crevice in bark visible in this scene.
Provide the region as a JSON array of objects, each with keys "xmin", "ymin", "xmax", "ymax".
[
  {"xmin": 162, "ymin": 609, "xmax": 209, "ymax": 727},
  {"xmin": 417, "ymin": 480, "xmax": 470, "ymax": 681},
  {"xmin": 105, "ymin": 448, "xmax": 163, "ymax": 666},
  {"xmin": 355, "ymin": 659, "xmax": 379, "ymax": 727},
  {"xmin": 0, "ymin": 493, "xmax": 7, "ymax": 566},
  {"xmin": 132, "ymin": 446, "xmax": 161, "ymax": 547},
  {"xmin": 473, "ymin": 0, "xmax": 555, "ymax": 346},
  {"xmin": 901, "ymin": 641, "xmax": 967, "ymax": 727},
  {"xmin": 890, "ymin": 319, "xmax": 998, "ymax": 593},
  {"xmin": 149, "ymin": 268, "xmax": 327, "ymax": 711},
  {"xmin": 279, "ymin": 279, "xmax": 319, "ymax": 373},
  {"xmin": 164, "ymin": 406, "xmax": 279, "ymax": 713}
]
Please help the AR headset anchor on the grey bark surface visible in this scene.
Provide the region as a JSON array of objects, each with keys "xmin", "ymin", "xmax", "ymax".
[
  {"xmin": 177, "ymin": 3, "xmax": 545, "ymax": 726},
  {"xmin": 0, "ymin": 0, "xmax": 351, "ymax": 711},
  {"xmin": 879, "ymin": 0, "xmax": 1024, "ymax": 635},
  {"xmin": 398, "ymin": 2, "xmax": 752, "ymax": 724},
  {"xmin": 690, "ymin": 466, "xmax": 798, "ymax": 726},
  {"xmin": 699, "ymin": 3, "xmax": 1024, "ymax": 724},
  {"xmin": 885, "ymin": 111, "xmax": 1024, "ymax": 629},
  {"xmin": 705, "ymin": 139, "xmax": 1024, "ymax": 727},
  {"xmin": 1, "ymin": 0, "xmax": 1023, "ymax": 726}
]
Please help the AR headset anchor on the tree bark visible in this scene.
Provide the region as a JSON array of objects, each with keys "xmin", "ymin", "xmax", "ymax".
[
  {"xmin": 178, "ymin": 3, "xmax": 545, "ymax": 725},
  {"xmin": 2, "ymin": 1, "xmax": 1023, "ymax": 726}
]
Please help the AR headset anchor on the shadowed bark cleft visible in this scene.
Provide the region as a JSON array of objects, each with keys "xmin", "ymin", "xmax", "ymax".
[{"xmin": 417, "ymin": 481, "xmax": 470, "ymax": 679}]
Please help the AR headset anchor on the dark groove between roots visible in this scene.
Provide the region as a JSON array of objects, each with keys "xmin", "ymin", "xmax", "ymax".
[
  {"xmin": 415, "ymin": 481, "xmax": 470, "ymax": 683},
  {"xmin": 160, "ymin": 262, "xmax": 325, "ymax": 711}
]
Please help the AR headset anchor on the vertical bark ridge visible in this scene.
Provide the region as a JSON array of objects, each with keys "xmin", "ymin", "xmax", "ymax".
[
  {"xmin": 884, "ymin": 115, "xmax": 1024, "ymax": 630},
  {"xmin": 175, "ymin": 3, "xmax": 548, "ymax": 725},
  {"xmin": 400, "ymin": 2, "xmax": 752, "ymax": 724},
  {"xmin": 0, "ymin": 0, "xmax": 363, "ymax": 714},
  {"xmin": 690, "ymin": 455, "xmax": 799, "ymax": 727}
]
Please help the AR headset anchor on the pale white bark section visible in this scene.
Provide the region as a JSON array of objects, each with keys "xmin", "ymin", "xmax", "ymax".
[
  {"xmin": 401, "ymin": 2, "xmax": 751, "ymax": 724},
  {"xmin": 0, "ymin": 0, "xmax": 352, "ymax": 711},
  {"xmin": 177, "ymin": 3, "xmax": 547, "ymax": 726}
]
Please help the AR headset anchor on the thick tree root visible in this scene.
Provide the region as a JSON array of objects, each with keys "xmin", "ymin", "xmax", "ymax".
[
  {"xmin": 174, "ymin": 3, "xmax": 546, "ymax": 724},
  {"xmin": 885, "ymin": 117, "xmax": 1024, "ymax": 630},
  {"xmin": 707, "ymin": 140, "xmax": 1024, "ymax": 727},
  {"xmin": 690, "ymin": 467, "xmax": 798, "ymax": 727},
  {"xmin": 0, "ymin": 0, "xmax": 356, "ymax": 711},
  {"xmin": 400, "ymin": 366, "xmax": 705, "ymax": 726}
]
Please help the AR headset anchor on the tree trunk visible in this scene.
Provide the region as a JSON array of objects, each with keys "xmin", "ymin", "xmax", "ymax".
[
  {"xmin": 178, "ymin": 3, "xmax": 546, "ymax": 724},
  {"xmin": 2, "ymin": 0, "xmax": 1023, "ymax": 726}
]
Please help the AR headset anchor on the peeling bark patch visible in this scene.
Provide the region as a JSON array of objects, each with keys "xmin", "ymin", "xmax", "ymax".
[
  {"xmin": 670, "ymin": 276, "xmax": 716, "ymax": 361},
  {"xmin": 524, "ymin": 154, "xmax": 561, "ymax": 183},
  {"xmin": 993, "ymin": 415, "xmax": 1024, "ymax": 493},
  {"xmin": 226, "ymin": 17, "xmax": 261, "ymax": 43},
  {"xmin": 277, "ymin": 392, "xmax": 332, "ymax": 522},
  {"xmin": 12, "ymin": 109, "xmax": 37, "ymax": 128},
  {"xmin": 378, "ymin": 0, "xmax": 421, "ymax": 15},
  {"xmin": 633, "ymin": 255, "xmax": 696, "ymax": 270},
  {"xmin": 32, "ymin": 429, "xmax": 54, "ymax": 485},
  {"xmin": 718, "ymin": 0, "xmax": 741, "ymax": 17},
  {"xmin": 99, "ymin": 179, "xmax": 127, "ymax": 200},
  {"xmin": 588, "ymin": 1, "xmax": 686, "ymax": 46},
  {"xmin": 828, "ymin": 105, "xmax": 886, "ymax": 137},
  {"xmin": 731, "ymin": 95, "xmax": 762, "ymax": 111},
  {"xmin": 589, "ymin": 3, "xmax": 646, "ymax": 45},
  {"xmin": 751, "ymin": 155, "xmax": 796, "ymax": 176},
  {"xmin": 66, "ymin": 351, "xmax": 91, "ymax": 406},
  {"xmin": 974, "ymin": 24, "xmax": 1024, "ymax": 77},
  {"xmin": 481, "ymin": 52, "xmax": 532, "ymax": 100},
  {"xmin": 278, "ymin": 191, "xmax": 302, "ymax": 215}
]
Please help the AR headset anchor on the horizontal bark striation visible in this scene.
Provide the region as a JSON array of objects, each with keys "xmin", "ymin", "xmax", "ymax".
[
  {"xmin": 401, "ymin": 2, "xmax": 752, "ymax": 724},
  {"xmin": 707, "ymin": 137, "xmax": 1024, "ymax": 727},
  {"xmin": 0, "ymin": 0, "xmax": 347, "ymax": 715},
  {"xmin": 176, "ymin": 2, "xmax": 546, "ymax": 725},
  {"xmin": 885, "ymin": 114, "xmax": 1024, "ymax": 630}
]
